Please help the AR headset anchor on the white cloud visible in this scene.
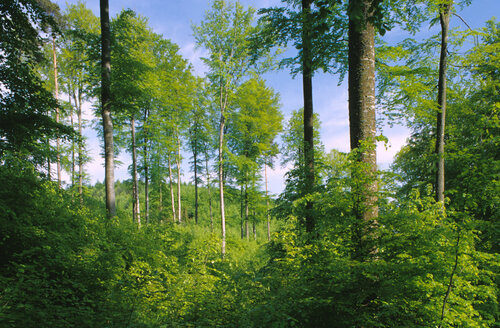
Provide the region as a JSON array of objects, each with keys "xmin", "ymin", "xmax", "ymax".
[{"xmin": 180, "ymin": 42, "xmax": 209, "ymax": 77}]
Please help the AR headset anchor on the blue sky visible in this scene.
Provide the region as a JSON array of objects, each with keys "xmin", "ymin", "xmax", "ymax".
[{"xmin": 53, "ymin": 0, "xmax": 499, "ymax": 195}]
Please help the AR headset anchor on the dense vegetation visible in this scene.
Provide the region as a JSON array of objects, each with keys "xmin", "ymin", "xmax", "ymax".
[{"xmin": 1, "ymin": 0, "xmax": 498, "ymax": 327}]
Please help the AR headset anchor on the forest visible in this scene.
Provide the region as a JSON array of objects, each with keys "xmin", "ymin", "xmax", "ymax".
[{"xmin": 0, "ymin": 0, "xmax": 498, "ymax": 327}]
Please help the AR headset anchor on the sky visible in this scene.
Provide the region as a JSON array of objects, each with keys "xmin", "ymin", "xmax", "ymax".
[{"xmin": 53, "ymin": 0, "xmax": 499, "ymax": 195}]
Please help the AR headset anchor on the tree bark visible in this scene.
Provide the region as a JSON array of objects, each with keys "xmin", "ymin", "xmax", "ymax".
[
  {"xmin": 69, "ymin": 93, "xmax": 75, "ymax": 190},
  {"xmin": 74, "ymin": 90, "xmax": 84, "ymax": 205},
  {"xmin": 176, "ymin": 133, "xmax": 182, "ymax": 223},
  {"xmin": 205, "ymin": 154, "xmax": 213, "ymax": 232},
  {"xmin": 193, "ymin": 133, "xmax": 199, "ymax": 224},
  {"xmin": 52, "ymin": 35, "xmax": 61, "ymax": 189},
  {"xmin": 168, "ymin": 153, "xmax": 176, "ymax": 223},
  {"xmin": 348, "ymin": 0, "xmax": 378, "ymax": 258},
  {"xmin": 131, "ymin": 116, "xmax": 141, "ymax": 227},
  {"xmin": 144, "ymin": 109, "xmax": 150, "ymax": 224},
  {"xmin": 219, "ymin": 112, "xmax": 226, "ymax": 257},
  {"xmin": 302, "ymin": 0, "xmax": 315, "ymax": 233},
  {"xmin": 435, "ymin": 1, "xmax": 451, "ymax": 203},
  {"xmin": 100, "ymin": 0, "xmax": 116, "ymax": 217},
  {"xmin": 265, "ymin": 164, "xmax": 271, "ymax": 241},
  {"xmin": 245, "ymin": 176, "xmax": 249, "ymax": 240}
]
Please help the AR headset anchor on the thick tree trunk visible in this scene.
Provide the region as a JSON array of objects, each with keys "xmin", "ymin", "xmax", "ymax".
[
  {"xmin": 176, "ymin": 134, "xmax": 182, "ymax": 223},
  {"xmin": 435, "ymin": 2, "xmax": 451, "ymax": 203},
  {"xmin": 265, "ymin": 164, "xmax": 271, "ymax": 241},
  {"xmin": 100, "ymin": 0, "xmax": 116, "ymax": 217},
  {"xmin": 168, "ymin": 153, "xmax": 176, "ymax": 222},
  {"xmin": 348, "ymin": 0, "xmax": 378, "ymax": 258},
  {"xmin": 302, "ymin": 0, "xmax": 315, "ymax": 233},
  {"xmin": 131, "ymin": 116, "xmax": 141, "ymax": 227}
]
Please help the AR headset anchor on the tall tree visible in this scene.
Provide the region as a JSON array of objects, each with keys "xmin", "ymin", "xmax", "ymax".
[
  {"xmin": 0, "ymin": 0, "xmax": 71, "ymax": 169},
  {"xmin": 435, "ymin": 0, "xmax": 452, "ymax": 203},
  {"xmin": 193, "ymin": 0, "xmax": 266, "ymax": 257},
  {"xmin": 348, "ymin": 0, "xmax": 378, "ymax": 258},
  {"xmin": 100, "ymin": 0, "xmax": 116, "ymax": 217},
  {"xmin": 258, "ymin": 0, "xmax": 346, "ymax": 232}
]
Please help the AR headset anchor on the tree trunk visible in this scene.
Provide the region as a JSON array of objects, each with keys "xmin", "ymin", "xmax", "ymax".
[
  {"xmin": 193, "ymin": 135, "xmax": 199, "ymax": 224},
  {"xmin": 100, "ymin": 0, "xmax": 116, "ymax": 217},
  {"xmin": 74, "ymin": 90, "xmax": 84, "ymax": 205},
  {"xmin": 144, "ymin": 110, "xmax": 150, "ymax": 224},
  {"xmin": 176, "ymin": 134, "xmax": 182, "ymax": 223},
  {"xmin": 52, "ymin": 35, "xmax": 61, "ymax": 189},
  {"xmin": 265, "ymin": 164, "xmax": 271, "ymax": 241},
  {"xmin": 69, "ymin": 93, "xmax": 75, "ymax": 190},
  {"xmin": 205, "ymin": 153, "xmax": 213, "ymax": 232},
  {"xmin": 168, "ymin": 153, "xmax": 176, "ymax": 222},
  {"xmin": 252, "ymin": 209, "xmax": 256, "ymax": 241},
  {"xmin": 302, "ymin": 0, "xmax": 315, "ymax": 233},
  {"xmin": 219, "ymin": 112, "xmax": 226, "ymax": 258},
  {"xmin": 159, "ymin": 181, "xmax": 163, "ymax": 222},
  {"xmin": 131, "ymin": 116, "xmax": 141, "ymax": 227},
  {"xmin": 240, "ymin": 184, "xmax": 244, "ymax": 239},
  {"xmin": 245, "ymin": 176, "xmax": 249, "ymax": 240},
  {"xmin": 348, "ymin": 0, "xmax": 378, "ymax": 259},
  {"xmin": 435, "ymin": 1, "xmax": 451, "ymax": 203}
]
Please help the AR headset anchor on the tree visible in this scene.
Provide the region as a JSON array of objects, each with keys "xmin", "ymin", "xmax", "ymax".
[
  {"xmin": 0, "ymin": 0, "xmax": 72, "ymax": 171},
  {"xmin": 258, "ymin": 0, "xmax": 347, "ymax": 232},
  {"xmin": 100, "ymin": 0, "xmax": 116, "ymax": 217},
  {"xmin": 435, "ymin": 0, "xmax": 452, "ymax": 203},
  {"xmin": 193, "ymin": 0, "xmax": 266, "ymax": 257},
  {"xmin": 228, "ymin": 78, "xmax": 282, "ymax": 240},
  {"xmin": 348, "ymin": 0, "xmax": 379, "ymax": 259}
]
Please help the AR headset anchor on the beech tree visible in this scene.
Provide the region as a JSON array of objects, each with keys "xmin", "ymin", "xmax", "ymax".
[
  {"xmin": 193, "ymin": 0, "xmax": 267, "ymax": 257},
  {"xmin": 258, "ymin": 0, "xmax": 346, "ymax": 232},
  {"xmin": 100, "ymin": 0, "xmax": 116, "ymax": 217}
]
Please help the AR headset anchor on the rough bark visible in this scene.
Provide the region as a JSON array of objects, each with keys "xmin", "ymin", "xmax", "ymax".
[
  {"xmin": 131, "ymin": 116, "xmax": 141, "ymax": 227},
  {"xmin": 348, "ymin": 0, "xmax": 378, "ymax": 257},
  {"xmin": 435, "ymin": 1, "xmax": 451, "ymax": 203},
  {"xmin": 100, "ymin": 0, "xmax": 116, "ymax": 217},
  {"xmin": 302, "ymin": 0, "xmax": 315, "ymax": 233}
]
